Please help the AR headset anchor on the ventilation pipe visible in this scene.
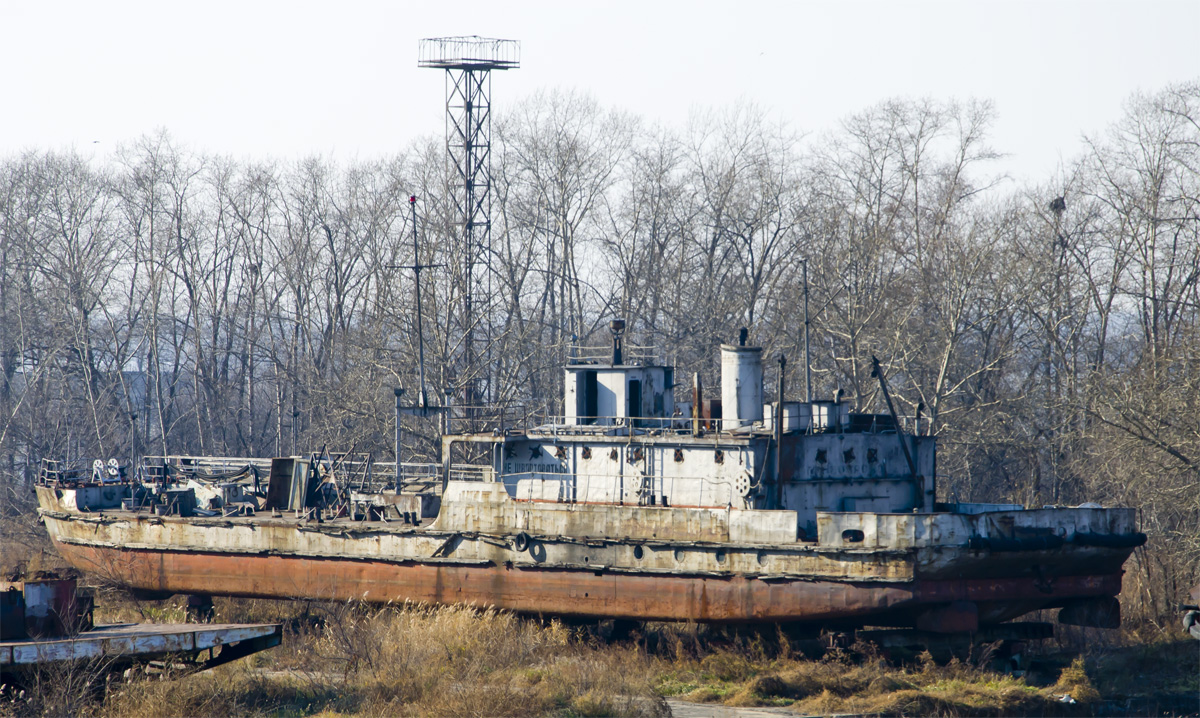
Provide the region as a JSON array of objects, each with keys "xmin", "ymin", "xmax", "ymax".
[{"xmin": 610, "ymin": 319, "xmax": 626, "ymax": 365}]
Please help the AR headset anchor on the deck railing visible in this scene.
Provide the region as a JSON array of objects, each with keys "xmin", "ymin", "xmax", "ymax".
[{"xmin": 498, "ymin": 469, "xmax": 744, "ymax": 508}]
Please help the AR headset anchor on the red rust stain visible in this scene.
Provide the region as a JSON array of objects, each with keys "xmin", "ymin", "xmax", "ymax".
[
  {"xmin": 51, "ymin": 539, "xmax": 1125, "ymax": 624},
  {"xmin": 914, "ymin": 573, "xmax": 1121, "ymax": 603}
]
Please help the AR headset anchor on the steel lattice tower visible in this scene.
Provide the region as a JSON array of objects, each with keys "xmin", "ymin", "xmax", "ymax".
[{"xmin": 418, "ymin": 36, "xmax": 519, "ymax": 409}]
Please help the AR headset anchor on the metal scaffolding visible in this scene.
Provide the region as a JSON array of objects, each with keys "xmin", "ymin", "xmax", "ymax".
[{"xmin": 418, "ymin": 36, "xmax": 520, "ymax": 409}]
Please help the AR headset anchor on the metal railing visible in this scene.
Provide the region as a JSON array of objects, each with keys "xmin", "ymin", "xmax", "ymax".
[
  {"xmin": 143, "ymin": 455, "xmax": 272, "ymax": 476},
  {"xmin": 568, "ymin": 342, "xmax": 658, "ymax": 365},
  {"xmin": 439, "ymin": 403, "xmax": 546, "ymax": 434},
  {"xmin": 418, "ymin": 36, "xmax": 520, "ymax": 68},
  {"xmin": 499, "ymin": 469, "xmax": 746, "ymax": 508},
  {"xmin": 531, "ymin": 413, "xmax": 710, "ymax": 435}
]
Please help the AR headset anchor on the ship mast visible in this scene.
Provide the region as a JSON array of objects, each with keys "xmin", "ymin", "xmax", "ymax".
[
  {"xmin": 390, "ymin": 195, "xmax": 446, "ymax": 487},
  {"xmin": 396, "ymin": 195, "xmax": 442, "ymax": 410}
]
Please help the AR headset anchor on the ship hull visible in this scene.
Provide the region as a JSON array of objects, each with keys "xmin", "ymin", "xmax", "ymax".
[
  {"xmin": 43, "ymin": 515, "xmax": 1127, "ymax": 626},
  {"xmin": 37, "ymin": 478, "xmax": 1141, "ymax": 627}
]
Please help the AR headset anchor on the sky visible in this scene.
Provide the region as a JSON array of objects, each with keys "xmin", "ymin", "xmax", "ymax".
[{"xmin": 2, "ymin": 0, "xmax": 1197, "ymax": 185}]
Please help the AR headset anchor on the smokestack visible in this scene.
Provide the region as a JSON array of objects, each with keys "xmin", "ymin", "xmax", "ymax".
[{"xmin": 721, "ymin": 332, "xmax": 763, "ymax": 431}]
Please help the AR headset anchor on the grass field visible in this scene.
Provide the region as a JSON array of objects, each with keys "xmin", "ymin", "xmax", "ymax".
[{"xmin": 4, "ymin": 591, "xmax": 1196, "ymax": 718}]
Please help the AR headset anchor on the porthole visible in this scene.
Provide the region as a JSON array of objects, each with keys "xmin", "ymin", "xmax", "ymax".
[
  {"xmin": 634, "ymin": 545, "xmax": 645, "ymax": 560},
  {"xmin": 842, "ymin": 529, "xmax": 865, "ymax": 543},
  {"xmin": 715, "ymin": 550, "xmax": 727, "ymax": 564},
  {"xmin": 673, "ymin": 548, "xmax": 684, "ymax": 562}
]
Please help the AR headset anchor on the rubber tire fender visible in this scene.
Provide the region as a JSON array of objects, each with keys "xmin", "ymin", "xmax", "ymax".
[{"xmin": 512, "ymin": 532, "xmax": 531, "ymax": 552}]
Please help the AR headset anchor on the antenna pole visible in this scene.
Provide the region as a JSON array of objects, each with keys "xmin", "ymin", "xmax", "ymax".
[
  {"xmin": 411, "ymin": 196, "xmax": 429, "ymax": 409},
  {"xmin": 774, "ymin": 354, "xmax": 786, "ymax": 509},
  {"xmin": 803, "ymin": 258, "xmax": 811, "ymax": 403},
  {"xmin": 394, "ymin": 387, "xmax": 405, "ymax": 488},
  {"xmin": 389, "ymin": 197, "xmax": 445, "ymax": 415}
]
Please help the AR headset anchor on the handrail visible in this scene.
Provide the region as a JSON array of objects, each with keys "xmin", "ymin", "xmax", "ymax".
[
  {"xmin": 499, "ymin": 469, "xmax": 741, "ymax": 507},
  {"xmin": 567, "ymin": 342, "xmax": 657, "ymax": 364}
]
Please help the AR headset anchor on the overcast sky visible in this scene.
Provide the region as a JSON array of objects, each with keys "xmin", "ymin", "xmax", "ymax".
[{"xmin": 3, "ymin": 0, "xmax": 1197, "ymax": 184}]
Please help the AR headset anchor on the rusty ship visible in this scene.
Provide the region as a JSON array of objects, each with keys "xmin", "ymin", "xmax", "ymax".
[{"xmin": 35, "ymin": 322, "xmax": 1145, "ymax": 634}]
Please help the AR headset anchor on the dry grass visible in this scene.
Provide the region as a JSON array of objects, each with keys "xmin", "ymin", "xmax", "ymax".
[
  {"xmin": 654, "ymin": 645, "xmax": 1061, "ymax": 717},
  {"xmin": 3, "ymin": 590, "xmax": 1197, "ymax": 717},
  {"xmin": 781, "ymin": 660, "xmax": 1059, "ymax": 717},
  {"xmin": 1, "ymin": 656, "xmax": 118, "ymax": 717},
  {"xmin": 649, "ymin": 627, "xmax": 1199, "ymax": 717},
  {"xmin": 0, "ymin": 510, "xmax": 69, "ymax": 580},
  {"xmin": 93, "ymin": 600, "xmax": 667, "ymax": 718}
]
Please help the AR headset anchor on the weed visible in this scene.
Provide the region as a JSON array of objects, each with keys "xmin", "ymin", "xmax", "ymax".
[{"xmin": 1052, "ymin": 656, "xmax": 1101, "ymax": 704}]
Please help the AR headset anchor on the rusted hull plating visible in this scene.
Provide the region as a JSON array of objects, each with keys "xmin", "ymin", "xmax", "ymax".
[{"xmin": 50, "ymin": 538, "xmax": 1122, "ymax": 624}]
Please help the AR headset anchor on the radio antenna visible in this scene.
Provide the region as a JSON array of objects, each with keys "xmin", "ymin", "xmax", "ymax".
[{"xmin": 392, "ymin": 195, "xmax": 444, "ymax": 409}]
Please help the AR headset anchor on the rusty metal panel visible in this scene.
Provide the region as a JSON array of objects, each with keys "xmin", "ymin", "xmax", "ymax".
[
  {"xmin": 99, "ymin": 630, "xmax": 194, "ymax": 656},
  {"xmin": 21, "ymin": 577, "xmax": 79, "ymax": 638},
  {"xmin": 193, "ymin": 625, "xmax": 277, "ymax": 649},
  {"xmin": 49, "ymin": 540, "xmax": 919, "ymax": 622},
  {"xmin": 11, "ymin": 639, "xmax": 103, "ymax": 663},
  {"xmin": 44, "ymin": 531, "xmax": 1126, "ymax": 625},
  {"xmin": 38, "ymin": 482, "xmax": 1139, "ymax": 627},
  {"xmin": 1, "ymin": 623, "xmax": 280, "ymax": 666}
]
